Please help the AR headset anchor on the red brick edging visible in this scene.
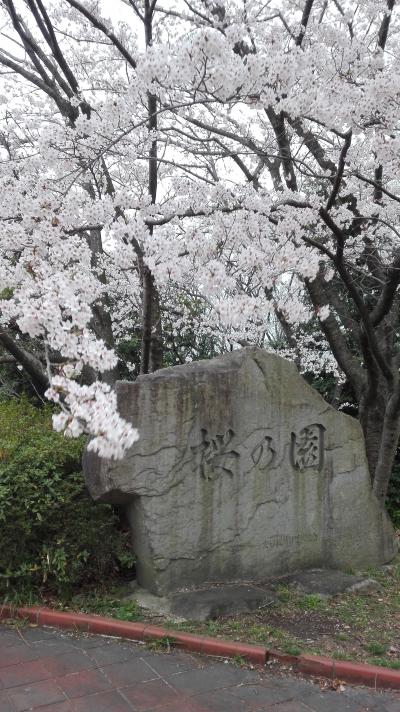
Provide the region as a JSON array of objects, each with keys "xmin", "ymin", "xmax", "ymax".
[{"xmin": 1, "ymin": 604, "xmax": 400, "ymax": 691}]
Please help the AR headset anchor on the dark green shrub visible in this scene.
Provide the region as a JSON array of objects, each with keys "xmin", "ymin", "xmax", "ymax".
[
  {"xmin": 0, "ymin": 398, "xmax": 134, "ymax": 599},
  {"xmin": 387, "ymin": 457, "xmax": 400, "ymax": 529}
]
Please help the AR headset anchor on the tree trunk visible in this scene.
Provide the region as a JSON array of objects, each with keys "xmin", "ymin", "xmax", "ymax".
[
  {"xmin": 359, "ymin": 382, "xmax": 386, "ymax": 482},
  {"xmin": 149, "ymin": 283, "xmax": 163, "ymax": 372},
  {"xmin": 372, "ymin": 393, "xmax": 400, "ymax": 502},
  {"xmin": 140, "ymin": 264, "xmax": 164, "ymax": 374},
  {"xmin": 356, "ymin": 374, "xmax": 400, "ymax": 503},
  {"xmin": 0, "ymin": 330, "xmax": 49, "ymax": 396},
  {"xmin": 139, "ymin": 2, "xmax": 164, "ymax": 375},
  {"xmin": 140, "ymin": 265, "xmax": 153, "ymax": 375},
  {"xmin": 86, "ymin": 229, "xmax": 119, "ymax": 385}
]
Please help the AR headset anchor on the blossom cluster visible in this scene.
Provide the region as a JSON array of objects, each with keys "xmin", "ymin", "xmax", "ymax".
[{"xmin": 0, "ymin": 0, "xmax": 399, "ymax": 457}]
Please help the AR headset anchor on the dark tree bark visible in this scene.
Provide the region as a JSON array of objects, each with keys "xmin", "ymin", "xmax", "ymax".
[
  {"xmin": 0, "ymin": 330, "xmax": 48, "ymax": 395},
  {"xmin": 85, "ymin": 229, "xmax": 119, "ymax": 385},
  {"xmin": 139, "ymin": 0, "xmax": 164, "ymax": 374},
  {"xmin": 373, "ymin": 392, "xmax": 400, "ymax": 500}
]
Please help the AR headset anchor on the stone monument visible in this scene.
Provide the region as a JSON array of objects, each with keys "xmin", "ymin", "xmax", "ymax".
[{"xmin": 83, "ymin": 348, "xmax": 396, "ymax": 596}]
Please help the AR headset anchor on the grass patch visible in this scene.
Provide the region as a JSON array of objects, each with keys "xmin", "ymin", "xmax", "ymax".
[
  {"xmin": 335, "ymin": 632, "xmax": 350, "ymax": 642},
  {"xmin": 280, "ymin": 643, "xmax": 302, "ymax": 656},
  {"xmin": 146, "ymin": 636, "xmax": 176, "ymax": 653},
  {"xmin": 365, "ymin": 642, "xmax": 387, "ymax": 656},
  {"xmin": 331, "ymin": 651, "xmax": 356, "ymax": 661},
  {"xmin": 297, "ymin": 594, "xmax": 327, "ymax": 611},
  {"xmin": 369, "ymin": 658, "xmax": 400, "ymax": 670},
  {"xmin": 68, "ymin": 590, "xmax": 141, "ymax": 622},
  {"xmin": 231, "ymin": 654, "xmax": 247, "ymax": 667}
]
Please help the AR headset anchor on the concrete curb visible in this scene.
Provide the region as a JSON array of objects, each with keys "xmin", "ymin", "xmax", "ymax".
[{"xmin": 1, "ymin": 604, "xmax": 400, "ymax": 690}]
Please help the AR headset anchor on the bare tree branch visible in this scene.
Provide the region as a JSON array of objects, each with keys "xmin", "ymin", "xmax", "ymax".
[
  {"xmin": 378, "ymin": 0, "xmax": 396, "ymax": 50},
  {"xmin": 305, "ymin": 275, "xmax": 365, "ymax": 395},
  {"xmin": 0, "ymin": 330, "xmax": 49, "ymax": 393},
  {"xmin": 296, "ymin": 0, "xmax": 315, "ymax": 46},
  {"xmin": 325, "ymin": 129, "xmax": 352, "ymax": 211},
  {"xmin": 65, "ymin": 0, "xmax": 138, "ymax": 70},
  {"xmin": 370, "ymin": 253, "xmax": 400, "ymax": 327},
  {"xmin": 354, "ymin": 172, "xmax": 400, "ymax": 204},
  {"xmin": 265, "ymin": 108, "xmax": 298, "ymax": 191}
]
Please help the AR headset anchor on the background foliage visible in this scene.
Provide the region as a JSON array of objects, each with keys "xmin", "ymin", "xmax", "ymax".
[
  {"xmin": 0, "ymin": 398, "xmax": 134, "ymax": 599},
  {"xmin": 387, "ymin": 458, "xmax": 400, "ymax": 529}
]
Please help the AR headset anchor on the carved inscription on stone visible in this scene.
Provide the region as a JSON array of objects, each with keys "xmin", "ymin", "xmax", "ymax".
[
  {"xmin": 265, "ymin": 533, "xmax": 318, "ymax": 550},
  {"xmin": 191, "ymin": 428, "xmax": 277, "ymax": 480},
  {"xmin": 192, "ymin": 423, "xmax": 326, "ymax": 479},
  {"xmin": 290, "ymin": 424, "xmax": 325, "ymax": 472},
  {"xmin": 251, "ymin": 435, "xmax": 275, "ymax": 471},
  {"xmin": 192, "ymin": 428, "xmax": 240, "ymax": 481}
]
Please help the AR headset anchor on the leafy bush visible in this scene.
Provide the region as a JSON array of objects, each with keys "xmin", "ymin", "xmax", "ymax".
[
  {"xmin": 387, "ymin": 457, "xmax": 400, "ymax": 528},
  {"xmin": 0, "ymin": 398, "xmax": 134, "ymax": 599}
]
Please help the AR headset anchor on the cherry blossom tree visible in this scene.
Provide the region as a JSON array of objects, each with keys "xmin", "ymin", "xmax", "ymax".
[{"xmin": 1, "ymin": 0, "xmax": 399, "ymax": 502}]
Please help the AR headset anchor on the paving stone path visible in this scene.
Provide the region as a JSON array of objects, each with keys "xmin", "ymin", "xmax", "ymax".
[{"xmin": 0, "ymin": 624, "xmax": 399, "ymax": 711}]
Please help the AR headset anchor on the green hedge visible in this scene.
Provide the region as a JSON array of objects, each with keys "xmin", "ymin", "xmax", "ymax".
[
  {"xmin": 387, "ymin": 458, "xmax": 400, "ymax": 529},
  {"xmin": 0, "ymin": 398, "xmax": 134, "ymax": 599}
]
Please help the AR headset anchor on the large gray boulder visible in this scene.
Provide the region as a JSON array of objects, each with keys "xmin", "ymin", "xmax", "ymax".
[{"xmin": 83, "ymin": 348, "xmax": 397, "ymax": 595}]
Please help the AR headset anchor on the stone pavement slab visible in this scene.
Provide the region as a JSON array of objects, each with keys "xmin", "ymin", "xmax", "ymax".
[{"xmin": 1, "ymin": 623, "xmax": 400, "ymax": 711}]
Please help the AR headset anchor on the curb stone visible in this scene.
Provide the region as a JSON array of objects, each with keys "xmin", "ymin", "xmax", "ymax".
[{"xmin": 1, "ymin": 604, "xmax": 400, "ymax": 690}]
